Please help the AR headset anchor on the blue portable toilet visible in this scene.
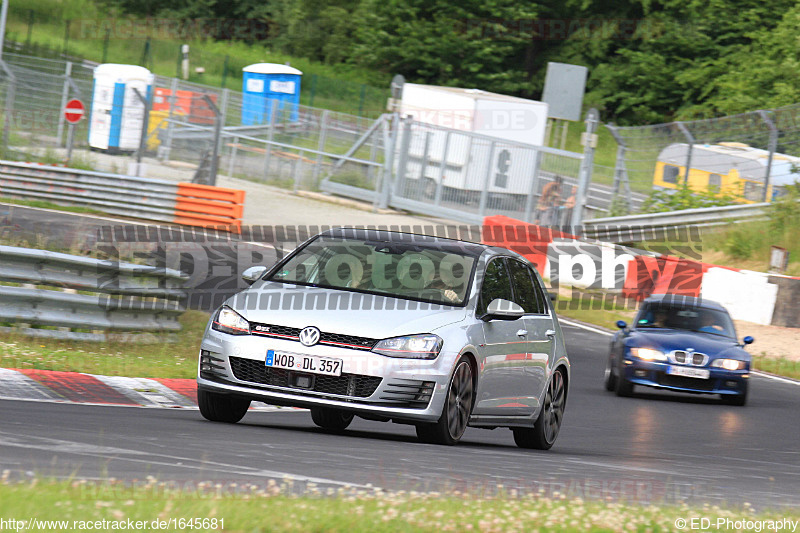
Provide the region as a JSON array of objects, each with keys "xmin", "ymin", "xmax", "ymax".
[{"xmin": 241, "ymin": 63, "xmax": 302, "ymax": 125}]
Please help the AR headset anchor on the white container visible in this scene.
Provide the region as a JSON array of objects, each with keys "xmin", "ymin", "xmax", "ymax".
[
  {"xmin": 89, "ymin": 64, "xmax": 154, "ymax": 152},
  {"xmin": 398, "ymin": 84, "xmax": 549, "ymax": 195}
]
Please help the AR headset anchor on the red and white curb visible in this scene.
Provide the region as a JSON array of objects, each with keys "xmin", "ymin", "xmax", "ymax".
[{"xmin": 0, "ymin": 368, "xmax": 296, "ymax": 411}]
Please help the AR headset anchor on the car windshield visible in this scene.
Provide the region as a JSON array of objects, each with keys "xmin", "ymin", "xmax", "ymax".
[
  {"xmin": 267, "ymin": 235, "xmax": 479, "ymax": 306},
  {"xmin": 635, "ymin": 302, "xmax": 736, "ymax": 339}
]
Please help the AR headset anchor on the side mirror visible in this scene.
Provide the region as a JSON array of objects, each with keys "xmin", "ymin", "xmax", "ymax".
[
  {"xmin": 241, "ymin": 265, "xmax": 268, "ymax": 285},
  {"xmin": 548, "ymin": 291, "xmax": 557, "ymax": 302},
  {"xmin": 616, "ymin": 320, "xmax": 628, "ymax": 330},
  {"xmin": 743, "ymin": 336, "xmax": 754, "ymax": 345},
  {"xmin": 482, "ymin": 299, "xmax": 524, "ymax": 322}
]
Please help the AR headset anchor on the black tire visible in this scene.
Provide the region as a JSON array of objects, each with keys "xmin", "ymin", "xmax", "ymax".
[
  {"xmin": 198, "ymin": 388, "xmax": 250, "ymax": 424},
  {"xmin": 615, "ymin": 360, "xmax": 634, "ymax": 397},
  {"xmin": 513, "ymin": 368, "xmax": 567, "ymax": 450},
  {"xmin": 416, "ymin": 356, "xmax": 474, "ymax": 445},
  {"xmin": 721, "ymin": 382, "xmax": 748, "ymax": 406},
  {"xmin": 603, "ymin": 355, "xmax": 617, "ymax": 392},
  {"xmin": 310, "ymin": 407, "xmax": 354, "ymax": 430}
]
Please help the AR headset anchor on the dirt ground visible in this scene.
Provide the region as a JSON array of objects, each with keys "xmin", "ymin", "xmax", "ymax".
[{"xmin": 733, "ymin": 320, "xmax": 800, "ymax": 361}]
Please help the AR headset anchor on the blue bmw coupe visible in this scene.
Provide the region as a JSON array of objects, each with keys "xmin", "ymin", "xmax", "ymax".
[{"xmin": 604, "ymin": 295, "xmax": 753, "ymax": 406}]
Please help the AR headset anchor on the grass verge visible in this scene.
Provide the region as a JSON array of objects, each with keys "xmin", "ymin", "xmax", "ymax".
[
  {"xmin": 0, "ymin": 310, "xmax": 208, "ymax": 379},
  {"xmin": 752, "ymin": 355, "xmax": 800, "ymax": 381},
  {"xmin": 0, "ymin": 477, "xmax": 795, "ymax": 532},
  {"xmin": 0, "ymin": 197, "xmax": 105, "ymax": 216},
  {"xmin": 553, "ymin": 290, "xmax": 636, "ymax": 330}
]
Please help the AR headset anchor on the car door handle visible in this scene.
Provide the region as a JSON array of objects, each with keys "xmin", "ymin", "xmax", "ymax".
[
  {"xmin": 516, "ymin": 329, "xmax": 528, "ymax": 337},
  {"xmin": 546, "ymin": 329, "xmax": 556, "ymax": 337}
]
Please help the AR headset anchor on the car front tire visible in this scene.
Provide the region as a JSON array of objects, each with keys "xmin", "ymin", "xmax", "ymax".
[
  {"xmin": 311, "ymin": 407, "xmax": 355, "ymax": 430},
  {"xmin": 720, "ymin": 382, "xmax": 748, "ymax": 406},
  {"xmin": 604, "ymin": 354, "xmax": 618, "ymax": 391},
  {"xmin": 514, "ymin": 368, "xmax": 567, "ymax": 450},
  {"xmin": 198, "ymin": 388, "xmax": 250, "ymax": 423},
  {"xmin": 615, "ymin": 360, "xmax": 634, "ymax": 397},
  {"xmin": 416, "ymin": 356, "xmax": 474, "ymax": 446}
]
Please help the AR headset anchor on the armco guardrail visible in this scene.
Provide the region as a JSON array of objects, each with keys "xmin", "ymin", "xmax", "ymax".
[
  {"xmin": 583, "ymin": 202, "xmax": 771, "ymax": 242},
  {"xmin": 0, "ymin": 245, "xmax": 188, "ymax": 341},
  {"xmin": 0, "ymin": 161, "xmax": 245, "ymax": 232}
]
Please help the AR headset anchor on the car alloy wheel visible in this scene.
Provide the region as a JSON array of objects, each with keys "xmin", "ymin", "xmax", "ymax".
[
  {"xmin": 514, "ymin": 368, "xmax": 566, "ymax": 450},
  {"xmin": 416, "ymin": 356, "xmax": 474, "ymax": 445}
]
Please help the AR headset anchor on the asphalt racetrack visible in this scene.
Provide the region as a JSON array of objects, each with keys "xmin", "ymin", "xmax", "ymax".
[{"xmin": 1, "ymin": 323, "xmax": 798, "ymax": 510}]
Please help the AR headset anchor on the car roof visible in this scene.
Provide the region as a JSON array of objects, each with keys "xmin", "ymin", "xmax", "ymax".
[
  {"xmin": 642, "ymin": 294, "xmax": 727, "ymax": 311},
  {"xmin": 318, "ymin": 227, "xmax": 490, "ymax": 256}
]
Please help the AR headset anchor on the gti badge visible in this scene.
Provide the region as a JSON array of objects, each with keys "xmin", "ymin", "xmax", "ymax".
[{"xmin": 299, "ymin": 327, "xmax": 321, "ymax": 347}]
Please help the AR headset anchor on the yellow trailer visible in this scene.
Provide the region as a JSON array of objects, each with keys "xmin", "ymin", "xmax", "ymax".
[{"xmin": 653, "ymin": 142, "xmax": 800, "ymax": 203}]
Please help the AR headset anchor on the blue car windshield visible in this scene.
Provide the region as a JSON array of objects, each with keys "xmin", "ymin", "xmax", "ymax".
[
  {"xmin": 635, "ymin": 303, "xmax": 736, "ymax": 339},
  {"xmin": 267, "ymin": 235, "xmax": 478, "ymax": 306}
]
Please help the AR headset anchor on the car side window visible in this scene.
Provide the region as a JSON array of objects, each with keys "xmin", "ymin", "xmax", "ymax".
[
  {"xmin": 477, "ymin": 258, "xmax": 513, "ymax": 316},
  {"xmin": 508, "ymin": 259, "xmax": 543, "ymax": 314},
  {"xmin": 529, "ymin": 265, "xmax": 550, "ymax": 315}
]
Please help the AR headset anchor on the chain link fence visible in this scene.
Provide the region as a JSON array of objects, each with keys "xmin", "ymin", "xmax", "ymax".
[
  {"xmin": 0, "ymin": 51, "xmax": 616, "ymax": 226},
  {"xmin": 388, "ymin": 116, "xmax": 585, "ymax": 224},
  {"xmin": 608, "ymin": 104, "xmax": 800, "ymax": 212}
]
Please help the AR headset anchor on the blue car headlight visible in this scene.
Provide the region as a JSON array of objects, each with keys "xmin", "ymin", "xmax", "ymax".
[
  {"xmin": 212, "ymin": 306, "xmax": 250, "ymax": 335},
  {"xmin": 372, "ymin": 334, "xmax": 443, "ymax": 360},
  {"xmin": 630, "ymin": 347, "xmax": 667, "ymax": 362},
  {"xmin": 711, "ymin": 359, "xmax": 747, "ymax": 371}
]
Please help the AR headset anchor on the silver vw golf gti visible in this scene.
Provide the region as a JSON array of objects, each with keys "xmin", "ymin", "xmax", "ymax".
[{"xmin": 197, "ymin": 228, "xmax": 570, "ymax": 448}]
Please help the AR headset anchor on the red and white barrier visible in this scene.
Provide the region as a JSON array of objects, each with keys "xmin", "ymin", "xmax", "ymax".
[{"xmin": 482, "ymin": 216, "xmax": 798, "ymax": 327}]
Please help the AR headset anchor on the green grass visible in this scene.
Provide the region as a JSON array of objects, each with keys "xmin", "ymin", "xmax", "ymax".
[
  {"xmin": 554, "ymin": 290, "xmax": 636, "ymax": 330},
  {"xmin": 0, "ymin": 196, "xmax": 105, "ymax": 215},
  {"xmin": 0, "ymin": 477, "xmax": 794, "ymax": 532},
  {"xmin": 5, "ymin": 1, "xmax": 390, "ymax": 117},
  {"xmin": 0, "ymin": 310, "xmax": 209, "ymax": 379},
  {"xmin": 752, "ymin": 355, "xmax": 800, "ymax": 380}
]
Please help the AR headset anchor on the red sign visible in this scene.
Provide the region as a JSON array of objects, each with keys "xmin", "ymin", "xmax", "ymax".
[{"xmin": 64, "ymin": 98, "xmax": 85, "ymax": 124}]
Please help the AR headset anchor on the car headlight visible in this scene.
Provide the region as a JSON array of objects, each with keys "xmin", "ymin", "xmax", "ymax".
[
  {"xmin": 372, "ymin": 334, "xmax": 443, "ymax": 359},
  {"xmin": 630, "ymin": 347, "xmax": 667, "ymax": 361},
  {"xmin": 212, "ymin": 306, "xmax": 250, "ymax": 335},
  {"xmin": 711, "ymin": 359, "xmax": 747, "ymax": 371}
]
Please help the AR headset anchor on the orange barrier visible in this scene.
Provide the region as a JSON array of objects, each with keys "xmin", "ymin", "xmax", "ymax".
[{"xmin": 174, "ymin": 183, "xmax": 245, "ymax": 233}]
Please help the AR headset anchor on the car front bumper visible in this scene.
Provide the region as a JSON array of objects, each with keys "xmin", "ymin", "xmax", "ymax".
[
  {"xmin": 196, "ymin": 329, "xmax": 457, "ymax": 423},
  {"xmin": 622, "ymin": 358, "xmax": 748, "ymax": 396}
]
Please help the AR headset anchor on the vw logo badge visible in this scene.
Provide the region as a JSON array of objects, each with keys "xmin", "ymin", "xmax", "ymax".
[{"xmin": 299, "ymin": 327, "xmax": 321, "ymax": 347}]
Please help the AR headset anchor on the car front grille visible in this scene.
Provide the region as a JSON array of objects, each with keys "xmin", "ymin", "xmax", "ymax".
[
  {"xmin": 671, "ymin": 351, "xmax": 708, "ymax": 366},
  {"xmin": 229, "ymin": 356, "xmax": 382, "ymax": 398},
  {"xmin": 658, "ymin": 373, "xmax": 715, "ymax": 391},
  {"xmin": 249, "ymin": 322, "xmax": 378, "ymax": 350}
]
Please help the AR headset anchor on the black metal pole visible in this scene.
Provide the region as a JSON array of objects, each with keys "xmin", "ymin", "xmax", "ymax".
[
  {"xmin": 25, "ymin": 10, "xmax": 33, "ymax": 49},
  {"xmin": 102, "ymin": 28, "xmax": 109, "ymax": 63},
  {"xmin": 63, "ymin": 20, "xmax": 70, "ymax": 58},
  {"xmin": 132, "ymin": 87, "xmax": 151, "ymax": 176},
  {"xmin": 203, "ymin": 94, "xmax": 222, "ymax": 186}
]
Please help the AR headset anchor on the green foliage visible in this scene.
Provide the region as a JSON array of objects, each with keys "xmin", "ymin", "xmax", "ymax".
[
  {"xmin": 769, "ymin": 183, "xmax": 800, "ymax": 234},
  {"xmin": 703, "ymin": 184, "xmax": 800, "ymax": 272},
  {"xmin": 722, "ymin": 226, "xmax": 759, "ymax": 259},
  {"xmin": 15, "ymin": 0, "xmax": 800, "ymax": 123},
  {"xmin": 640, "ymin": 183, "xmax": 742, "ymax": 213}
]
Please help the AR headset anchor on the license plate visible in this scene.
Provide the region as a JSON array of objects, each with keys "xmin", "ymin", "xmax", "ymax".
[
  {"xmin": 266, "ymin": 350, "xmax": 343, "ymax": 376},
  {"xmin": 667, "ymin": 366, "xmax": 710, "ymax": 379}
]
